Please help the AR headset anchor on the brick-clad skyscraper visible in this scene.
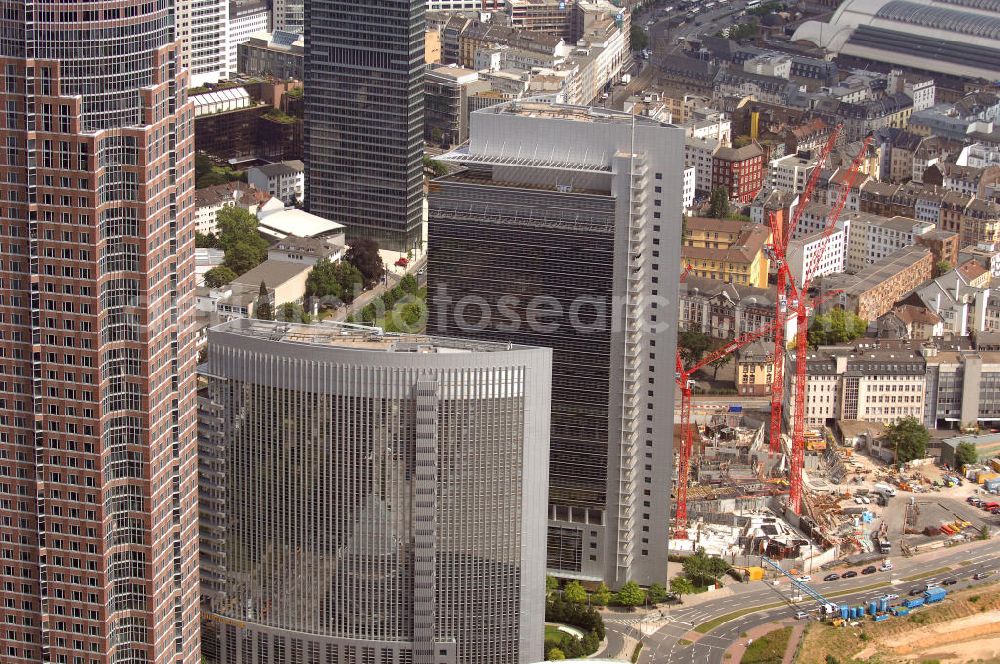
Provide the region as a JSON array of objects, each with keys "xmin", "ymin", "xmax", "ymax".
[{"xmin": 0, "ymin": 3, "xmax": 201, "ymax": 664}]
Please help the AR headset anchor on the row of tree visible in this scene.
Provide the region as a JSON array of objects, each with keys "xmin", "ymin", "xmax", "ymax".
[
  {"xmin": 546, "ymin": 577, "xmax": 671, "ymax": 609},
  {"xmin": 354, "ymin": 274, "xmax": 423, "ymax": 332}
]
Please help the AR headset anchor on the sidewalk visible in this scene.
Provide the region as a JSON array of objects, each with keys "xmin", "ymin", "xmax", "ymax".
[{"xmin": 721, "ymin": 620, "xmax": 806, "ymax": 664}]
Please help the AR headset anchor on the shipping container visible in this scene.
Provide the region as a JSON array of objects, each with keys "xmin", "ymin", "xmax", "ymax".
[
  {"xmin": 924, "ymin": 587, "xmax": 947, "ymax": 603},
  {"xmin": 874, "ymin": 614, "xmax": 890, "ymax": 622},
  {"xmin": 892, "ymin": 606, "xmax": 909, "ymax": 616},
  {"xmin": 904, "ymin": 597, "xmax": 925, "ymax": 609}
]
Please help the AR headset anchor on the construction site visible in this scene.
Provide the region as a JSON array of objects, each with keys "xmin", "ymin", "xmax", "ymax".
[{"xmin": 671, "ymin": 126, "xmax": 878, "ymax": 571}]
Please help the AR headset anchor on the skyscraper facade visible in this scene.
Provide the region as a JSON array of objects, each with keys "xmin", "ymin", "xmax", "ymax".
[
  {"xmin": 199, "ymin": 318, "xmax": 550, "ymax": 664},
  {"xmin": 177, "ymin": 0, "xmax": 230, "ymax": 86},
  {"xmin": 304, "ymin": 0, "xmax": 425, "ymax": 251},
  {"xmin": 426, "ymin": 101, "xmax": 684, "ymax": 586},
  {"xmin": 0, "ymin": 3, "xmax": 201, "ymax": 664}
]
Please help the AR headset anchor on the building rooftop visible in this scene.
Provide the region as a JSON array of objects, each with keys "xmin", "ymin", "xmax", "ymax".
[
  {"xmin": 715, "ymin": 143, "xmax": 764, "ymax": 162},
  {"xmin": 487, "ymin": 100, "xmax": 670, "ymax": 128},
  {"xmin": 195, "ymin": 181, "xmax": 268, "ymax": 208},
  {"xmin": 231, "ymin": 259, "xmax": 311, "ymax": 289},
  {"xmin": 269, "ymin": 235, "xmax": 343, "ymax": 258},
  {"xmin": 212, "ymin": 318, "xmax": 532, "ymax": 353},
  {"xmin": 821, "ymin": 245, "xmax": 931, "ymax": 296},
  {"xmin": 257, "ymin": 203, "xmax": 346, "ymax": 239},
  {"xmin": 253, "ymin": 160, "xmax": 304, "ymax": 178},
  {"xmin": 682, "ymin": 218, "xmax": 771, "ymax": 264}
]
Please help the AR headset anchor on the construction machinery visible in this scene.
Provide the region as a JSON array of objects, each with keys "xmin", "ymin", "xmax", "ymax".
[
  {"xmin": 674, "ymin": 316, "xmax": 785, "ymax": 536},
  {"xmin": 767, "ymin": 127, "xmax": 842, "ymax": 453}
]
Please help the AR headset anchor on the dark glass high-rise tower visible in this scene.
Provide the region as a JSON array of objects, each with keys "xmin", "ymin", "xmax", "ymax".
[{"xmin": 304, "ymin": 0, "xmax": 426, "ymax": 252}]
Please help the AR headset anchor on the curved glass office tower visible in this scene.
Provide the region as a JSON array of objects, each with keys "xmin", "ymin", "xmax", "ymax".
[{"xmin": 199, "ymin": 319, "xmax": 551, "ymax": 664}]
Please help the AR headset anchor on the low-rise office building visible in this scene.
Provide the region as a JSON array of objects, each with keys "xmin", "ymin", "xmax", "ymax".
[{"xmin": 237, "ymin": 30, "xmax": 305, "ymax": 80}]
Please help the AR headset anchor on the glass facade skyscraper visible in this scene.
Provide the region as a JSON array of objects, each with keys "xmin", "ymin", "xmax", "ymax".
[
  {"xmin": 0, "ymin": 1, "xmax": 201, "ymax": 663},
  {"xmin": 199, "ymin": 319, "xmax": 551, "ymax": 664},
  {"xmin": 303, "ymin": 0, "xmax": 426, "ymax": 252}
]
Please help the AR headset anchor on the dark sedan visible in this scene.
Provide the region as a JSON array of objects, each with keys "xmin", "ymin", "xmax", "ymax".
[
  {"xmin": 823, "ymin": 573, "xmax": 840, "ymax": 581},
  {"xmin": 842, "ymin": 570, "xmax": 858, "ymax": 579},
  {"xmin": 861, "ymin": 566, "xmax": 877, "ymax": 575}
]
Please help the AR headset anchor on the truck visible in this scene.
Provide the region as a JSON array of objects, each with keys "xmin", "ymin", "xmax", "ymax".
[
  {"xmin": 620, "ymin": 73, "xmax": 632, "ymax": 85},
  {"xmin": 874, "ymin": 483, "xmax": 897, "ymax": 498},
  {"xmin": 878, "ymin": 538, "xmax": 892, "ymax": 555}
]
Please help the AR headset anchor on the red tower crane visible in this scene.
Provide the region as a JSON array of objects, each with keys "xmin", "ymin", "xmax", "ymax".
[
  {"xmin": 674, "ymin": 316, "xmax": 784, "ymax": 535},
  {"xmin": 786, "ymin": 133, "xmax": 874, "ymax": 513},
  {"xmin": 767, "ymin": 127, "xmax": 842, "ymax": 453}
]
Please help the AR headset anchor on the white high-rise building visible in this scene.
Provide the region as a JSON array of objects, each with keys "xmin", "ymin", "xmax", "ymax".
[{"xmin": 178, "ymin": 0, "xmax": 230, "ymax": 86}]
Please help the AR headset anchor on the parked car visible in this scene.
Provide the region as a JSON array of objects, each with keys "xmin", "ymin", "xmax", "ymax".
[
  {"xmin": 854, "ymin": 496, "xmax": 864, "ymax": 504},
  {"xmin": 908, "ymin": 587, "xmax": 924, "ymax": 596},
  {"xmin": 796, "ymin": 575, "xmax": 812, "ymax": 582},
  {"xmin": 823, "ymin": 573, "xmax": 840, "ymax": 581},
  {"xmin": 974, "ymin": 570, "xmax": 994, "ymax": 580},
  {"xmin": 842, "ymin": 570, "xmax": 858, "ymax": 579},
  {"xmin": 862, "ymin": 566, "xmax": 877, "ymax": 575},
  {"xmin": 941, "ymin": 578, "xmax": 957, "ymax": 586},
  {"xmin": 794, "ymin": 611, "xmax": 810, "ymax": 620},
  {"xmin": 882, "ymin": 593, "xmax": 899, "ymax": 601},
  {"xmin": 861, "ymin": 496, "xmax": 871, "ymax": 504}
]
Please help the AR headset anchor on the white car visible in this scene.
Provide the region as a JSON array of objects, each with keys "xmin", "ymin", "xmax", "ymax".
[
  {"xmin": 794, "ymin": 611, "xmax": 810, "ymax": 620},
  {"xmin": 861, "ymin": 496, "xmax": 871, "ymax": 504},
  {"xmin": 882, "ymin": 593, "xmax": 899, "ymax": 601},
  {"xmin": 854, "ymin": 496, "xmax": 863, "ymax": 504},
  {"xmin": 796, "ymin": 575, "xmax": 812, "ymax": 582}
]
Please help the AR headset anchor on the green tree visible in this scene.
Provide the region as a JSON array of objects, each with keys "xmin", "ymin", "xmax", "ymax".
[
  {"xmin": 682, "ymin": 547, "xmax": 732, "ymax": 587},
  {"xmin": 630, "ymin": 23, "xmax": 649, "ymax": 51},
  {"xmin": 883, "ymin": 416, "xmax": 930, "ymax": 463},
  {"xmin": 934, "ymin": 259, "xmax": 953, "ymax": 278},
  {"xmin": 955, "ymin": 440, "xmax": 978, "ymax": 467},
  {"xmin": 647, "ymin": 583, "xmax": 668, "ymax": 604},
  {"xmin": 670, "ymin": 577, "xmax": 696, "ymax": 594},
  {"xmin": 196, "ymin": 231, "xmax": 220, "ymax": 248},
  {"xmin": 397, "ymin": 301, "xmax": 425, "ymax": 330},
  {"xmin": 678, "ymin": 326, "xmax": 712, "ymax": 366},
  {"xmin": 276, "ymin": 302, "xmax": 311, "ymax": 323},
  {"xmin": 807, "ymin": 309, "xmax": 868, "ymax": 347},
  {"xmin": 563, "ymin": 580, "xmax": 588, "ymax": 604},
  {"xmin": 591, "ymin": 582, "xmax": 611, "ymax": 606},
  {"xmin": 711, "ymin": 351, "xmax": 732, "ymax": 379},
  {"xmin": 345, "ymin": 238, "xmax": 385, "ymax": 288},
  {"xmin": 422, "ymin": 154, "xmax": 448, "ymax": 177},
  {"xmin": 709, "ymin": 186, "xmax": 730, "ymax": 219},
  {"xmin": 400, "ymin": 273, "xmax": 419, "ymax": 295},
  {"xmin": 254, "ymin": 282, "xmax": 273, "ymax": 321},
  {"xmin": 203, "ymin": 266, "xmax": 236, "ymax": 288},
  {"xmin": 546, "ymin": 576, "xmax": 559, "ymax": 594},
  {"xmin": 224, "ymin": 241, "xmax": 266, "ymax": 275},
  {"xmin": 615, "ymin": 581, "xmax": 646, "ymax": 608},
  {"xmin": 548, "ymin": 648, "xmax": 566, "ymax": 661}
]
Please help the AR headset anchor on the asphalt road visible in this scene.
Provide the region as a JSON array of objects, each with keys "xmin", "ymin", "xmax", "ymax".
[{"xmin": 601, "ymin": 538, "xmax": 1000, "ymax": 664}]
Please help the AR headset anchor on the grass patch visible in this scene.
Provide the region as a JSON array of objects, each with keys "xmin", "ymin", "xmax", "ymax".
[
  {"xmin": 740, "ymin": 626, "xmax": 792, "ymax": 664},
  {"xmin": 544, "ymin": 625, "xmax": 573, "ymax": 641},
  {"xmin": 902, "ymin": 567, "xmax": 951, "ymax": 582},
  {"xmin": 678, "ymin": 639, "xmax": 692, "ymax": 646},
  {"xmin": 631, "ymin": 643, "xmax": 643, "ymax": 663}
]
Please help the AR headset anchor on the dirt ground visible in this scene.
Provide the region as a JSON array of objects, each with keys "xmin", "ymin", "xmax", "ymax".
[{"xmin": 796, "ymin": 582, "xmax": 1000, "ymax": 664}]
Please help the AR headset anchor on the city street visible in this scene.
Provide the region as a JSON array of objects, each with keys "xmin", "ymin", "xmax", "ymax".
[{"xmin": 598, "ymin": 538, "xmax": 1000, "ymax": 664}]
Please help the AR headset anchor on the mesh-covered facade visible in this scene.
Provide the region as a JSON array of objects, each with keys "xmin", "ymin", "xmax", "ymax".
[{"xmin": 199, "ymin": 319, "xmax": 550, "ymax": 664}]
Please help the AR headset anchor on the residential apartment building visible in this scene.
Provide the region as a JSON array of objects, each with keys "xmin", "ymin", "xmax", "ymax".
[
  {"xmin": 304, "ymin": 0, "xmax": 425, "ymax": 250},
  {"xmin": 178, "ymin": 0, "xmax": 229, "ymax": 86},
  {"xmin": 789, "ymin": 345, "xmax": 927, "ymax": 428},
  {"xmin": 786, "ymin": 227, "xmax": 846, "ymax": 287},
  {"xmin": 681, "ymin": 217, "xmax": 772, "ymax": 288},
  {"xmin": 737, "ymin": 340, "xmax": 775, "ymax": 396},
  {"xmin": 195, "ymin": 181, "xmax": 269, "ymax": 235},
  {"xmin": 960, "ymin": 198, "xmax": 1000, "ymax": 248},
  {"xmin": 199, "ymin": 319, "xmax": 551, "ymax": 664},
  {"xmin": 678, "ymin": 275, "xmax": 795, "ymax": 342},
  {"xmin": 248, "ymin": 159, "xmax": 305, "ymax": 204},
  {"xmin": 769, "ymin": 151, "xmax": 818, "ymax": 194},
  {"xmin": 0, "ymin": 5, "xmax": 201, "ymax": 664},
  {"xmin": 227, "ymin": 0, "xmax": 271, "ymax": 76},
  {"xmin": 237, "ymin": 30, "xmax": 304, "ymax": 80},
  {"xmin": 842, "ymin": 213, "xmax": 935, "ymax": 274},
  {"xmin": 712, "ymin": 143, "xmax": 764, "ymax": 203},
  {"xmin": 427, "ymin": 101, "xmax": 683, "ymax": 586},
  {"xmin": 685, "ymin": 135, "xmax": 720, "ymax": 195},
  {"xmin": 820, "ymin": 246, "xmax": 934, "ymax": 321}
]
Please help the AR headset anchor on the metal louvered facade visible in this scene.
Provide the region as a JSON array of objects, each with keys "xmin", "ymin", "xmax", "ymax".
[{"xmin": 198, "ymin": 319, "xmax": 551, "ymax": 664}]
